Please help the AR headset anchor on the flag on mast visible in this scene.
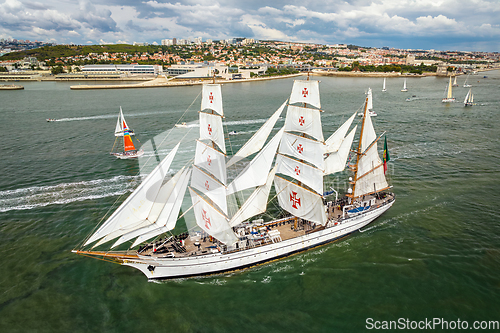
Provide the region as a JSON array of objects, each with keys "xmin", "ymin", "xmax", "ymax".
[{"xmin": 383, "ymin": 135, "xmax": 390, "ymax": 174}]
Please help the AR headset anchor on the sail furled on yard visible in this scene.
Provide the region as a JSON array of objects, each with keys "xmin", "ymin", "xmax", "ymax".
[
  {"xmin": 111, "ymin": 167, "xmax": 192, "ymax": 248},
  {"xmin": 84, "ymin": 143, "xmax": 180, "ymax": 247},
  {"xmin": 274, "ymin": 176, "xmax": 327, "ymax": 225},
  {"xmin": 289, "ymin": 80, "xmax": 321, "ymax": 109},
  {"xmin": 227, "ymin": 100, "xmax": 286, "ymax": 167},
  {"xmin": 201, "ymin": 84, "xmax": 224, "ymax": 116},
  {"xmin": 189, "ymin": 188, "xmax": 237, "ymax": 245}
]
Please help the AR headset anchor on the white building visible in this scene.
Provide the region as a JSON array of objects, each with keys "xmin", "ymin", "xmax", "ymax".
[{"xmin": 81, "ymin": 64, "xmax": 162, "ymax": 75}]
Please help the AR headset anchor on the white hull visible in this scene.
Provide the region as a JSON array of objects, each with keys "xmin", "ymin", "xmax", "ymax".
[
  {"xmin": 112, "ymin": 149, "xmax": 144, "ymax": 159},
  {"xmin": 122, "ymin": 200, "xmax": 394, "ymax": 279},
  {"xmin": 442, "ymin": 98, "xmax": 455, "ymax": 103}
]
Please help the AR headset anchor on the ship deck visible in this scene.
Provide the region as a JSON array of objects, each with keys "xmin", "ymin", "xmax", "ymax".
[{"xmin": 138, "ymin": 193, "xmax": 394, "ymax": 259}]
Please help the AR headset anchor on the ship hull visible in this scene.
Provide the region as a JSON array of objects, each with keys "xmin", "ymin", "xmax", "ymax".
[{"xmin": 122, "ymin": 200, "xmax": 394, "ymax": 280}]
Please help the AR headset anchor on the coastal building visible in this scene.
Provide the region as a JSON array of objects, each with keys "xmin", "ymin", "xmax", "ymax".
[{"xmin": 80, "ymin": 64, "xmax": 162, "ymax": 76}]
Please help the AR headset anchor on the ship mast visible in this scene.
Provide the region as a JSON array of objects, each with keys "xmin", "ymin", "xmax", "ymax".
[{"xmin": 348, "ymin": 94, "xmax": 369, "ymax": 202}]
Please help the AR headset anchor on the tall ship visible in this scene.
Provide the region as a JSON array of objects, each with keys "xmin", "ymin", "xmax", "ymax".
[{"xmin": 73, "ymin": 79, "xmax": 395, "ymax": 280}]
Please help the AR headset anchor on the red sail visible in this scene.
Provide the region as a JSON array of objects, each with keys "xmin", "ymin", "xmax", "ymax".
[{"xmin": 123, "ymin": 134, "xmax": 136, "ymax": 151}]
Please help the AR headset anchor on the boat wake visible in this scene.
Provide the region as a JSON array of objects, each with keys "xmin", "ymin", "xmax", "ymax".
[
  {"xmin": 48, "ymin": 111, "xmax": 176, "ymax": 123},
  {"xmin": 0, "ymin": 176, "xmax": 140, "ymax": 212}
]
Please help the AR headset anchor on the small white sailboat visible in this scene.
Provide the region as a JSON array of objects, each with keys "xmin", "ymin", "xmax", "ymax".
[
  {"xmin": 463, "ymin": 74, "xmax": 472, "ymax": 88},
  {"xmin": 110, "ymin": 107, "xmax": 144, "ymax": 159},
  {"xmin": 452, "ymin": 76, "xmax": 458, "ymax": 87},
  {"xmin": 366, "ymin": 87, "xmax": 377, "ymax": 116},
  {"xmin": 464, "ymin": 88, "xmax": 474, "ymax": 107},
  {"xmin": 382, "ymin": 77, "xmax": 387, "ymax": 92},
  {"xmin": 74, "ymin": 79, "xmax": 395, "ymax": 280},
  {"xmin": 442, "ymin": 77, "xmax": 456, "ymax": 103},
  {"xmin": 401, "ymin": 78, "xmax": 408, "ymax": 92}
]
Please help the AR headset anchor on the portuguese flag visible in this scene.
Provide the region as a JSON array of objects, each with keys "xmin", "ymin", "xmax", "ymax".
[{"xmin": 383, "ymin": 135, "xmax": 390, "ymax": 174}]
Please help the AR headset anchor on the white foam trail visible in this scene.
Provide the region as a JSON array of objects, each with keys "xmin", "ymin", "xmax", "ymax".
[
  {"xmin": 52, "ymin": 110, "xmax": 178, "ymax": 122},
  {"xmin": 0, "ymin": 176, "xmax": 140, "ymax": 212}
]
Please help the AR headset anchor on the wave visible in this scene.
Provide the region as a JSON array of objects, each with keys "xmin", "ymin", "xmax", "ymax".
[{"xmin": 0, "ymin": 175, "xmax": 140, "ymax": 213}]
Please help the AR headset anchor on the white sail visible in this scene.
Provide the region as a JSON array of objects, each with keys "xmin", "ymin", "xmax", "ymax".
[
  {"xmin": 191, "ymin": 165, "xmax": 227, "ymax": 214},
  {"xmin": 85, "ymin": 143, "xmax": 180, "ymax": 246},
  {"xmin": 114, "ymin": 107, "xmax": 134, "ymax": 137},
  {"xmin": 325, "ymin": 111, "xmax": 357, "ymax": 154},
  {"xmin": 189, "ymin": 188, "xmax": 238, "ymax": 245},
  {"xmin": 274, "ymin": 176, "xmax": 327, "ymax": 225},
  {"xmin": 129, "ymin": 168, "xmax": 191, "ymax": 248},
  {"xmin": 226, "ymin": 127, "xmax": 284, "ymax": 195},
  {"xmin": 382, "ymin": 78, "xmax": 386, "ymax": 92},
  {"xmin": 227, "ymin": 100, "xmax": 286, "ymax": 167},
  {"xmin": 278, "ymin": 132, "xmax": 325, "ymax": 170},
  {"xmin": 367, "ymin": 88, "xmax": 373, "ymax": 111},
  {"xmin": 111, "ymin": 167, "xmax": 191, "ymax": 248},
  {"xmin": 464, "ymin": 89, "xmax": 470, "ymax": 105},
  {"xmin": 194, "ymin": 140, "xmax": 227, "ymax": 184},
  {"xmin": 361, "ymin": 111, "xmax": 377, "ymax": 153},
  {"xmin": 199, "ymin": 111, "xmax": 225, "ymax": 154},
  {"xmin": 276, "ymin": 154, "xmax": 324, "ymax": 195},
  {"xmin": 284, "ymin": 105, "xmax": 324, "ymax": 142},
  {"xmin": 289, "ymin": 80, "xmax": 321, "ymax": 109},
  {"xmin": 201, "ymin": 84, "xmax": 224, "ymax": 116},
  {"xmin": 229, "ymin": 166, "xmax": 276, "ymax": 227},
  {"xmin": 447, "ymin": 76, "xmax": 453, "ymax": 99},
  {"xmin": 324, "ymin": 126, "xmax": 357, "ymax": 175},
  {"xmin": 353, "ymin": 142, "xmax": 388, "ymax": 197}
]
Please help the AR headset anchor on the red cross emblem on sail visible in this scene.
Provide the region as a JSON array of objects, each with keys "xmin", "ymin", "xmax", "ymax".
[
  {"xmin": 302, "ymin": 88, "xmax": 308, "ymax": 98},
  {"xmin": 298, "ymin": 116, "xmax": 305, "ymax": 126},
  {"xmin": 205, "ymin": 180, "xmax": 210, "ymax": 191},
  {"xmin": 202, "ymin": 209, "xmax": 211, "ymax": 229},
  {"xmin": 207, "ymin": 155, "xmax": 212, "ymax": 166},
  {"xmin": 207, "ymin": 124, "xmax": 212, "ymax": 135},
  {"xmin": 209, "ymin": 92, "xmax": 214, "ymax": 104},
  {"xmin": 294, "ymin": 166, "xmax": 301, "ymax": 176},
  {"xmin": 290, "ymin": 191, "xmax": 301, "ymax": 209},
  {"xmin": 297, "ymin": 144, "xmax": 304, "ymax": 154}
]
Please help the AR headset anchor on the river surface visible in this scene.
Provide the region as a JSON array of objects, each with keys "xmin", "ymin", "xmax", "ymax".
[{"xmin": 0, "ymin": 72, "xmax": 499, "ymax": 332}]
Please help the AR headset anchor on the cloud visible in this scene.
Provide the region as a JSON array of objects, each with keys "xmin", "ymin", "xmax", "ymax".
[{"xmin": 0, "ymin": 0, "xmax": 498, "ymax": 51}]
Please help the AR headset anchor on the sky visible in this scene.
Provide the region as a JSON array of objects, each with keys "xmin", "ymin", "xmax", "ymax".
[{"xmin": 0, "ymin": 0, "xmax": 499, "ymax": 52}]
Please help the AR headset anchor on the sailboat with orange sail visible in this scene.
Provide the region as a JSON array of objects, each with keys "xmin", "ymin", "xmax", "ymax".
[{"xmin": 110, "ymin": 107, "xmax": 144, "ymax": 159}]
